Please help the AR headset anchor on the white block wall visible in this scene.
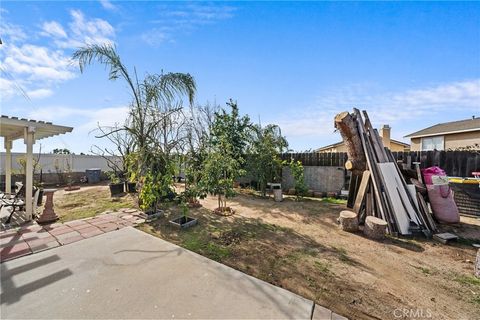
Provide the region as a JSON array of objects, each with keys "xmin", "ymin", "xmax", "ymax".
[{"xmin": 0, "ymin": 152, "xmax": 122, "ymax": 174}]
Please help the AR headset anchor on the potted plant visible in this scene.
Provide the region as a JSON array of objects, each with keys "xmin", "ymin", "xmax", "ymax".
[
  {"xmin": 169, "ymin": 196, "xmax": 198, "ymax": 229},
  {"xmin": 124, "ymin": 153, "xmax": 138, "ymax": 193},
  {"xmin": 125, "ymin": 179, "xmax": 137, "ymax": 193},
  {"xmin": 107, "ymin": 171, "xmax": 124, "ymax": 196}
]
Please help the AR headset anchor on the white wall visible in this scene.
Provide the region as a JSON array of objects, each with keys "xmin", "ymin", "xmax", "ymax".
[{"xmin": 0, "ymin": 153, "xmax": 122, "ymax": 174}]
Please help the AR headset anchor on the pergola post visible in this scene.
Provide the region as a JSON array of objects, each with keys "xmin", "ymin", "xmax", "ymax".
[
  {"xmin": 24, "ymin": 127, "xmax": 35, "ymax": 218},
  {"xmin": 4, "ymin": 137, "xmax": 12, "ymax": 194}
]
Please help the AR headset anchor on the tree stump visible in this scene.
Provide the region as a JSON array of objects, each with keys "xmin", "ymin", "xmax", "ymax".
[
  {"xmin": 364, "ymin": 216, "xmax": 387, "ymax": 240},
  {"xmin": 475, "ymin": 249, "xmax": 480, "ymax": 278},
  {"xmin": 339, "ymin": 210, "xmax": 359, "ymax": 232}
]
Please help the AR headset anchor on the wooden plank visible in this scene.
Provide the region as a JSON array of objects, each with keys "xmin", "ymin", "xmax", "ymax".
[
  {"xmin": 366, "ymin": 183, "xmax": 374, "ymax": 217},
  {"xmin": 353, "ymin": 170, "xmax": 371, "ymax": 214},
  {"xmin": 378, "ymin": 162, "xmax": 419, "ymax": 235},
  {"xmin": 353, "ymin": 109, "xmax": 396, "ymax": 233},
  {"xmin": 347, "ymin": 173, "xmax": 361, "ymax": 208},
  {"xmin": 362, "ymin": 111, "xmax": 387, "ymax": 163}
]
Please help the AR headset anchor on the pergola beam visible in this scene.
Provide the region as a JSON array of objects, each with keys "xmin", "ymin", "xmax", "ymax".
[
  {"xmin": 24, "ymin": 127, "xmax": 35, "ymax": 219},
  {"xmin": 4, "ymin": 137, "xmax": 12, "ymax": 193},
  {"xmin": 1, "ymin": 115, "xmax": 73, "ymax": 222}
]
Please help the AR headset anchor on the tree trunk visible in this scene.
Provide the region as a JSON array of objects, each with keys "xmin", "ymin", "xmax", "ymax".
[
  {"xmin": 334, "ymin": 111, "xmax": 366, "ymax": 175},
  {"xmin": 363, "ymin": 216, "xmax": 388, "ymax": 240},
  {"xmin": 339, "ymin": 210, "xmax": 359, "ymax": 232}
]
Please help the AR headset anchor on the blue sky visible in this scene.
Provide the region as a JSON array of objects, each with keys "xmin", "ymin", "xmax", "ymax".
[{"xmin": 1, "ymin": 1, "xmax": 479, "ymax": 153}]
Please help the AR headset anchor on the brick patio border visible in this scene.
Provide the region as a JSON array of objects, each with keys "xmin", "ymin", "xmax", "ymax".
[{"xmin": 0, "ymin": 208, "xmax": 145, "ymax": 262}]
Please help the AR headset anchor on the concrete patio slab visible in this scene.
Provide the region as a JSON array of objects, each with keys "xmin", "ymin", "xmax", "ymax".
[{"xmin": 1, "ymin": 227, "xmax": 315, "ymax": 319}]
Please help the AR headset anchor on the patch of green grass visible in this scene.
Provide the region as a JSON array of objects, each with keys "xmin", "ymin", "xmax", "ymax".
[
  {"xmin": 472, "ymin": 295, "xmax": 480, "ymax": 305},
  {"xmin": 320, "ymin": 197, "xmax": 347, "ymax": 205},
  {"xmin": 455, "ymin": 275, "xmax": 480, "ymax": 287},
  {"xmin": 412, "ymin": 265, "xmax": 431, "ymax": 275},
  {"xmin": 257, "ymin": 221, "xmax": 289, "ymax": 233},
  {"xmin": 182, "ymin": 232, "xmax": 231, "ymax": 261},
  {"xmin": 314, "ymin": 260, "xmax": 331, "ymax": 274},
  {"xmin": 330, "ymin": 245, "xmax": 360, "ymax": 266},
  {"xmin": 55, "ymin": 187, "xmax": 136, "ymax": 222}
]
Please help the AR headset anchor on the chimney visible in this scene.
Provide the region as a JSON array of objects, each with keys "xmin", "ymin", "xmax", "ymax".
[{"xmin": 379, "ymin": 125, "xmax": 391, "ymax": 149}]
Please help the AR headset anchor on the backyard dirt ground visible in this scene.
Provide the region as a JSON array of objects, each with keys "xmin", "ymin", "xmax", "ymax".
[{"xmin": 54, "ymin": 185, "xmax": 479, "ymax": 320}]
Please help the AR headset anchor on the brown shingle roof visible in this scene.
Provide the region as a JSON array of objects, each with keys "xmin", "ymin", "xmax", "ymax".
[
  {"xmin": 404, "ymin": 117, "xmax": 480, "ymax": 138},
  {"xmin": 316, "ymin": 138, "xmax": 409, "ymax": 152}
]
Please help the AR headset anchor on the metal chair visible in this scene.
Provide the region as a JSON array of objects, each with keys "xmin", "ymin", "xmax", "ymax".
[{"xmin": 1, "ymin": 187, "xmax": 39, "ymax": 224}]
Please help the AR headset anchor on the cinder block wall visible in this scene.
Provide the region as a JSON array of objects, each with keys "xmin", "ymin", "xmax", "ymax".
[{"xmin": 282, "ymin": 166, "xmax": 345, "ymax": 193}]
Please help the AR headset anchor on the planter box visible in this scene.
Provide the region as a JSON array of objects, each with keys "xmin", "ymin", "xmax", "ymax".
[
  {"xmin": 125, "ymin": 182, "xmax": 137, "ymax": 193},
  {"xmin": 169, "ymin": 216, "xmax": 198, "ymax": 229},
  {"xmin": 145, "ymin": 210, "xmax": 163, "ymax": 221},
  {"xmin": 109, "ymin": 183, "xmax": 124, "ymax": 196}
]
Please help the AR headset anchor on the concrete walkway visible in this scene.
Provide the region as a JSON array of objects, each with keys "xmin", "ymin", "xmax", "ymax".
[{"xmin": 0, "ymin": 227, "xmax": 343, "ymax": 319}]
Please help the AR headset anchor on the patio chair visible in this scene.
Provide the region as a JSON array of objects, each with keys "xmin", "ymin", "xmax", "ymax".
[
  {"xmin": 0, "ymin": 182, "xmax": 24, "ymax": 200},
  {"xmin": 1, "ymin": 187, "xmax": 39, "ymax": 224}
]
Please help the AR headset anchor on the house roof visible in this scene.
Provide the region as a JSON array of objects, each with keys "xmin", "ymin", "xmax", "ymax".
[
  {"xmin": 404, "ymin": 117, "xmax": 480, "ymax": 138},
  {"xmin": 315, "ymin": 138, "xmax": 410, "ymax": 152},
  {"xmin": 0, "ymin": 115, "xmax": 73, "ymax": 141}
]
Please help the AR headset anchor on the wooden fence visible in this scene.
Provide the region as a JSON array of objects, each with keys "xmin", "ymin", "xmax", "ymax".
[
  {"xmin": 281, "ymin": 151, "xmax": 480, "ymax": 177},
  {"xmin": 280, "ymin": 152, "xmax": 348, "ymax": 167}
]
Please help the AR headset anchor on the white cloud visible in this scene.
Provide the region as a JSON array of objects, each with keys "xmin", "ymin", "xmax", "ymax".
[
  {"xmin": 28, "ymin": 105, "xmax": 129, "ymax": 128},
  {"xmin": 99, "ymin": 0, "xmax": 118, "ymax": 12},
  {"xmin": 3, "ymin": 44, "xmax": 75, "ymax": 81},
  {"xmin": 41, "ymin": 21, "xmax": 67, "ymax": 38},
  {"xmin": 0, "ymin": 10, "xmax": 115, "ymax": 101},
  {"xmin": 1, "ymin": 21, "xmax": 27, "ymax": 43},
  {"xmin": 143, "ymin": 3, "xmax": 236, "ymax": 46},
  {"xmin": 27, "ymin": 88, "xmax": 54, "ymax": 99},
  {"xmin": 141, "ymin": 28, "xmax": 172, "ymax": 46},
  {"xmin": 21, "ymin": 105, "xmax": 129, "ymax": 153},
  {"xmin": 273, "ymin": 79, "xmax": 480, "ymax": 144},
  {"xmin": 41, "ymin": 10, "xmax": 116, "ymax": 49}
]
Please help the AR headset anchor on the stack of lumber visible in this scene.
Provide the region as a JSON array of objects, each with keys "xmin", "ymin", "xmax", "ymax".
[{"xmin": 336, "ymin": 109, "xmax": 437, "ymax": 237}]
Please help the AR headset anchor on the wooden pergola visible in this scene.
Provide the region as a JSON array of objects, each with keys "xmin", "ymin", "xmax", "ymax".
[{"xmin": 1, "ymin": 115, "xmax": 73, "ymax": 218}]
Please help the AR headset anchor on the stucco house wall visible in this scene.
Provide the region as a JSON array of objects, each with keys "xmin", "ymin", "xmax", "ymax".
[
  {"xmin": 445, "ymin": 131, "xmax": 480, "ymax": 150},
  {"xmin": 409, "ymin": 131, "xmax": 480, "ymax": 151}
]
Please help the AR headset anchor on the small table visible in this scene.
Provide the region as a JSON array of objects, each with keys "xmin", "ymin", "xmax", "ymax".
[{"xmin": 37, "ymin": 188, "xmax": 59, "ymax": 224}]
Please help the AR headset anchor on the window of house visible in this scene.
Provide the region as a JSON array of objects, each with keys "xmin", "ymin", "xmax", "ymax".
[{"xmin": 421, "ymin": 136, "xmax": 444, "ymax": 151}]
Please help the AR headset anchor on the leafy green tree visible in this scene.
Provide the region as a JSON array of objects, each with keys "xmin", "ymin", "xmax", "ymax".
[
  {"xmin": 200, "ymin": 101, "xmax": 249, "ymax": 212},
  {"xmin": 247, "ymin": 124, "xmax": 288, "ymax": 196},
  {"xmin": 201, "ymin": 138, "xmax": 244, "ymax": 211},
  {"xmin": 284, "ymin": 159, "xmax": 307, "ymax": 200},
  {"xmin": 52, "ymin": 148, "xmax": 71, "ymax": 154},
  {"xmin": 209, "ymin": 99, "xmax": 251, "ymax": 160},
  {"xmin": 73, "ymin": 44, "xmax": 196, "ymax": 211}
]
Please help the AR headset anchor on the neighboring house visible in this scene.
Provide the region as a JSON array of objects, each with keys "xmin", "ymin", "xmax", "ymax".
[
  {"xmin": 316, "ymin": 125, "xmax": 410, "ymax": 152},
  {"xmin": 405, "ymin": 117, "xmax": 480, "ymax": 151}
]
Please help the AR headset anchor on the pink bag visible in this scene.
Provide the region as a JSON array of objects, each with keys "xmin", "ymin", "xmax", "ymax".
[
  {"xmin": 422, "ymin": 166, "xmax": 446, "ymax": 185},
  {"xmin": 427, "ymin": 184, "xmax": 460, "ymax": 223}
]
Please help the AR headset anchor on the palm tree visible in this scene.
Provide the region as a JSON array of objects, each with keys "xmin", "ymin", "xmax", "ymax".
[{"xmin": 72, "ymin": 44, "xmax": 196, "ymax": 177}]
